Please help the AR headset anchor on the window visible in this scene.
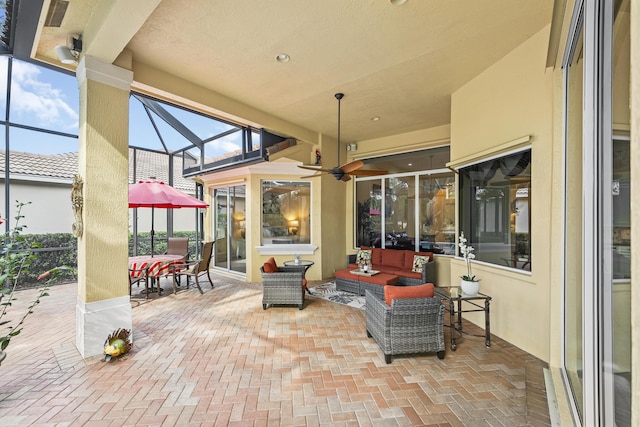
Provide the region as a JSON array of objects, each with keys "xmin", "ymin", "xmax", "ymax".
[
  {"xmin": 262, "ymin": 181, "xmax": 310, "ymax": 245},
  {"xmin": 355, "ymin": 147, "xmax": 455, "ymax": 254},
  {"xmin": 458, "ymin": 150, "xmax": 531, "ymax": 271}
]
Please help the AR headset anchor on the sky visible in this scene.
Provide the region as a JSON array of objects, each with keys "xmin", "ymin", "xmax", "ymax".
[{"xmin": 0, "ymin": 55, "xmax": 252, "ymax": 158}]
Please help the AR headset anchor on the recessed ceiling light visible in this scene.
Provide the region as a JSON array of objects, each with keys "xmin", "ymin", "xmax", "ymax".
[
  {"xmin": 371, "ymin": 116, "xmax": 380, "ymax": 121},
  {"xmin": 389, "ymin": 0, "xmax": 407, "ymax": 5},
  {"xmin": 276, "ymin": 53, "xmax": 290, "ymax": 63},
  {"xmin": 408, "ymin": 163, "xmax": 413, "ymax": 167}
]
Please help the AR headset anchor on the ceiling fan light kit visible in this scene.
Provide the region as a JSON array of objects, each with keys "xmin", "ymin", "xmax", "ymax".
[{"xmin": 298, "ymin": 93, "xmax": 387, "ymax": 181}]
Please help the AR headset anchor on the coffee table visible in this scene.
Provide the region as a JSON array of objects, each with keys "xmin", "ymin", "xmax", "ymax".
[{"xmin": 434, "ymin": 287, "xmax": 492, "ymax": 351}]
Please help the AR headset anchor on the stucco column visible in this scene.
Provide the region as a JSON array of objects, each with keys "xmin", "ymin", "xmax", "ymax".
[{"xmin": 75, "ymin": 56, "xmax": 133, "ymax": 358}]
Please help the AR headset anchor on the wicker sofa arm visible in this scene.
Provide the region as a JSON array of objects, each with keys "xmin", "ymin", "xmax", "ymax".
[
  {"xmin": 347, "ymin": 253, "xmax": 357, "ymax": 267},
  {"xmin": 365, "ymin": 291, "xmax": 392, "ymax": 348},
  {"xmin": 421, "ymin": 260, "xmax": 436, "ymax": 284}
]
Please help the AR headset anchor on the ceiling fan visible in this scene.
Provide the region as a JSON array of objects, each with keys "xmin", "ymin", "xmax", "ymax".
[{"xmin": 299, "ymin": 93, "xmax": 387, "ymax": 182}]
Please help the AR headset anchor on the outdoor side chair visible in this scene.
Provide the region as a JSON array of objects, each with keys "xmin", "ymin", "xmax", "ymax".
[
  {"xmin": 129, "ymin": 265, "xmax": 150, "ymax": 299},
  {"xmin": 166, "ymin": 237, "xmax": 189, "ymax": 259},
  {"xmin": 170, "ymin": 241, "xmax": 215, "ymax": 294},
  {"xmin": 365, "ymin": 290, "xmax": 445, "ymax": 363},
  {"xmin": 165, "ymin": 237, "xmax": 190, "ymax": 285}
]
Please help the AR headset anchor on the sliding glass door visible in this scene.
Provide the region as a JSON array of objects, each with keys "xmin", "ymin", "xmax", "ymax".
[
  {"xmin": 562, "ymin": 1, "xmax": 631, "ymax": 425},
  {"xmin": 213, "ymin": 185, "xmax": 246, "ymax": 274}
]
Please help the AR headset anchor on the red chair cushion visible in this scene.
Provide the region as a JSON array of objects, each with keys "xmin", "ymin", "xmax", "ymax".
[
  {"xmin": 263, "ymin": 257, "xmax": 278, "ymax": 273},
  {"xmin": 384, "ymin": 283, "xmax": 435, "ymax": 306}
]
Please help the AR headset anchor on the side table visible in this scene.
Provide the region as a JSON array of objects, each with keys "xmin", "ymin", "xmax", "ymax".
[
  {"xmin": 283, "ymin": 259, "xmax": 314, "ymax": 274},
  {"xmin": 283, "ymin": 260, "xmax": 315, "ymax": 293},
  {"xmin": 434, "ymin": 287, "xmax": 492, "ymax": 351}
]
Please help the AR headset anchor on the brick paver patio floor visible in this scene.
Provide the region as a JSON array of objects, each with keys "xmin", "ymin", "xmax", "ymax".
[{"xmin": 0, "ymin": 273, "xmax": 551, "ymax": 426}]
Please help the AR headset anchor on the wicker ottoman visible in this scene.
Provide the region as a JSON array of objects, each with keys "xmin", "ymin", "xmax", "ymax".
[
  {"xmin": 334, "ymin": 269, "xmax": 399, "ymax": 299},
  {"xmin": 335, "ymin": 269, "xmax": 360, "ymax": 294},
  {"xmin": 357, "ymin": 273, "xmax": 399, "ymax": 298}
]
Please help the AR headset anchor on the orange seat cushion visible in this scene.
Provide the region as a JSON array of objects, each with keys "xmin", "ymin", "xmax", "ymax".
[
  {"xmin": 384, "ymin": 283, "xmax": 435, "ymax": 306},
  {"xmin": 359, "ymin": 273, "xmax": 399, "ymax": 286},
  {"xmin": 335, "ymin": 269, "xmax": 353, "ymax": 279}
]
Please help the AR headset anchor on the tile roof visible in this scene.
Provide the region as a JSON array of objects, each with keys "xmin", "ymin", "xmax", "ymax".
[
  {"xmin": 128, "ymin": 149, "xmax": 196, "ymax": 193},
  {"xmin": 0, "ymin": 149, "xmax": 197, "ymax": 193},
  {"xmin": 0, "ymin": 150, "xmax": 78, "ymax": 180}
]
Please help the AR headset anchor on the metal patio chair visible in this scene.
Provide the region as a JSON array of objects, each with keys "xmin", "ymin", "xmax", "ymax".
[{"xmin": 170, "ymin": 241, "xmax": 215, "ymax": 294}]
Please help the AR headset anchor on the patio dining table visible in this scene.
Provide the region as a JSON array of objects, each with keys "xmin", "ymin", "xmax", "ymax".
[{"xmin": 129, "ymin": 255, "xmax": 185, "ymax": 293}]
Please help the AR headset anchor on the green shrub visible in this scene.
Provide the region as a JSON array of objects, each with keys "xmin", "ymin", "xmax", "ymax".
[
  {"xmin": 128, "ymin": 231, "xmax": 198, "ymax": 257},
  {"xmin": 7, "ymin": 230, "xmax": 199, "ymax": 287},
  {"xmin": 515, "ymin": 232, "xmax": 530, "ymax": 257}
]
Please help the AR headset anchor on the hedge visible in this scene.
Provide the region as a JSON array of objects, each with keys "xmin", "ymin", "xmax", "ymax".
[{"xmin": 10, "ymin": 231, "xmax": 198, "ymax": 287}]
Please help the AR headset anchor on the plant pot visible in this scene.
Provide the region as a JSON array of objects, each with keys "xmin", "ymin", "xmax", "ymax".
[{"xmin": 460, "ymin": 279, "xmax": 480, "ymax": 296}]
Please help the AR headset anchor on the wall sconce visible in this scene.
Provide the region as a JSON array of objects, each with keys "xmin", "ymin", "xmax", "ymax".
[
  {"xmin": 55, "ymin": 34, "xmax": 82, "ymax": 64},
  {"xmin": 289, "ymin": 220, "xmax": 299, "ymax": 235}
]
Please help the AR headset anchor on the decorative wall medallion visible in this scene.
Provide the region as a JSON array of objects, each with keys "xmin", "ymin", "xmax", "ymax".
[{"xmin": 71, "ymin": 174, "xmax": 83, "ymax": 238}]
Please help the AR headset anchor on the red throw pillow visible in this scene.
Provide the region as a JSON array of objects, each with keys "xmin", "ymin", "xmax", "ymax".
[
  {"xmin": 263, "ymin": 257, "xmax": 278, "ymax": 273},
  {"xmin": 384, "ymin": 283, "xmax": 435, "ymax": 306}
]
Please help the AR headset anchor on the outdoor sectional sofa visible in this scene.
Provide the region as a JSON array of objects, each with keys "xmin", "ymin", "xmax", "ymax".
[{"xmin": 335, "ymin": 247, "xmax": 436, "ymax": 298}]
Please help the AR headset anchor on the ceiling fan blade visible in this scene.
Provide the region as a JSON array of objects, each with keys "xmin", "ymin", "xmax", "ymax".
[
  {"xmin": 298, "ymin": 165, "xmax": 332, "ymax": 172},
  {"xmin": 340, "ymin": 160, "xmax": 364, "ymax": 173},
  {"xmin": 348, "ymin": 169, "xmax": 388, "ymax": 177},
  {"xmin": 301, "ymin": 171, "xmax": 333, "ymax": 178},
  {"xmin": 340, "ymin": 174, "xmax": 352, "ymax": 182}
]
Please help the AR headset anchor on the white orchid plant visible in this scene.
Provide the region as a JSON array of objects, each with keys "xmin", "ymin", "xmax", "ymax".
[{"xmin": 458, "ymin": 232, "xmax": 478, "ymax": 281}]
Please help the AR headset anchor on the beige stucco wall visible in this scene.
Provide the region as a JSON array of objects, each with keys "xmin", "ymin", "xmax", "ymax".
[{"xmin": 449, "ymin": 25, "xmax": 553, "ymax": 362}]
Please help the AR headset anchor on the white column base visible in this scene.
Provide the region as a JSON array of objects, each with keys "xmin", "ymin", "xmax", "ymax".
[{"xmin": 76, "ymin": 296, "xmax": 132, "ymax": 358}]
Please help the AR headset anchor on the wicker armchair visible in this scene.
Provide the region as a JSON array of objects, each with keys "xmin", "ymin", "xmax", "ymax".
[
  {"xmin": 365, "ymin": 290, "xmax": 445, "ymax": 363},
  {"xmin": 260, "ymin": 265, "xmax": 306, "ymax": 310}
]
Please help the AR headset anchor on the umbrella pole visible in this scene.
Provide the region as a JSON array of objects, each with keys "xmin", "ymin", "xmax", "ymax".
[{"xmin": 151, "ymin": 206, "xmax": 155, "ymax": 256}]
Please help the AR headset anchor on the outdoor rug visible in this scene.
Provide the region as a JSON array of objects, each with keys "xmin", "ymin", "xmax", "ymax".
[{"xmin": 307, "ymin": 281, "xmax": 365, "ymax": 310}]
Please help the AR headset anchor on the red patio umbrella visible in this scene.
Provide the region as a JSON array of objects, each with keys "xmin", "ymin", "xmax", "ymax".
[{"xmin": 129, "ymin": 179, "xmax": 208, "ymax": 255}]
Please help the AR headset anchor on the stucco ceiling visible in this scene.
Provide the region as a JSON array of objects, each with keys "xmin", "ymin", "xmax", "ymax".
[{"xmin": 30, "ymin": 0, "xmax": 553, "ymax": 144}]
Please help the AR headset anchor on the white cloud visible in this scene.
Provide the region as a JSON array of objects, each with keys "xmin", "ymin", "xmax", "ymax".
[
  {"xmin": 0, "ymin": 58, "xmax": 78, "ymax": 131},
  {"xmin": 218, "ymin": 139, "xmax": 241, "ymax": 152}
]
